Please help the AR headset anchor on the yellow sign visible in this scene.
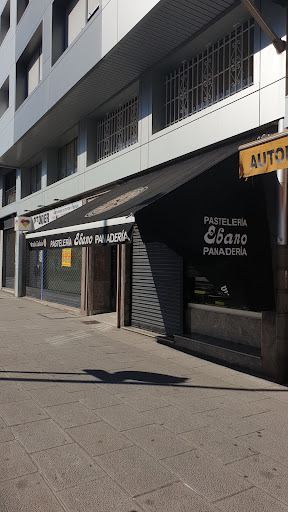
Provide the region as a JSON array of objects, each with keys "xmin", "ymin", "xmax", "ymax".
[
  {"xmin": 239, "ymin": 131, "xmax": 288, "ymax": 178},
  {"xmin": 62, "ymin": 248, "xmax": 71, "ymax": 267}
]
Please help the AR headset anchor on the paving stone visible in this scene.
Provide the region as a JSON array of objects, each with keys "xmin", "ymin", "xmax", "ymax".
[
  {"xmin": 27, "ymin": 387, "xmax": 76, "ymax": 407},
  {"xmin": 45, "ymin": 402, "xmax": 100, "ymax": 428},
  {"xmin": 31, "ymin": 443, "xmax": 106, "ymax": 491},
  {"xmin": 228, "ymin": 453, "xmax": 288, "ymax": 505},
  {"xmin": 4, "ymin": 365, "xmax": 58, "ymax": 391},
  {"xmin": 144, "ymin": 405, "xmax": 209, "ymax": 433},
  {"xmin": 248, "ymin": 410, "xmax": 288, "ymax": 437},
  {"xmin": 0, "ymin": 385, "xmax": 30, "ymax": 404},
  {"xmin": 136, "ymin": 482, "xmax": 217, "ymax": 512},
  {"xmin": 124, "ymin": 424, "xmax": 193, "ymax": 460},
  {"xmin": 58, "ymin": 476, "xmax": 144, "ymax": 512},
  {"xmin": 252, "ymin": 398, "xmax": 288, "ymax": 418},
  {"xmin": 0, "ymin": 425, "xmax": 15, "ymax": 442},
  {"xmin": 263, "ymin": 389, "xmax": 288, "ymax": 403},
  {"xmin": 0, "ymin": 440, "xmax": 37, "ymax": 481},
  {"xmin": 96, "ymin": 446, "xmax": 177, "ymax": 497},
  {"xmin": 0, "ymin": 399, "xmax": 48, "ymax": 425},
  {"xmin": 95, "ymin": 404, "xmax": 153, "ymax": 431},
  {"xmin": 72, "ymin": 388, "xmax": 122, "ymax": 409},
  {"xmin": 56, "ymin": 377, "xmax": 101, "ymax": 393},
  {"xmin": 114, "ymin": 390, "xmax": 169, "ymax": 412},
  {"xmin": 215, "ymin": 388, "xmax": 271, "ymax": 403},
  {"xmin": 162, "ymin": 450, "xmax": 251, "ymax": 502},
  {"xmin": 216, "ymin": 487, "xmax": 288, "ymax": 512},
  {"xmin": 238, "ymin": 429, "xmax": 288, "ymax": 467},
  {"xmin": 180, "ymin": 426, "xmax": 258, "ymax": 463},
  {"xmin": 198, "ymin": 408, "xmax": 262, "ymax": 437},
  {"xmin": 200, "ymin": 395, "xmax": 271, "ymax": 418},
  {"xmin": 12, "ymin": 419, "xmax": 72, "ymax": 453},
  {"xmin": 67, "ymin": 420, "xmax": 133, "ymax": 456},
  {"xmin": 0, "ymin": 473, "xmax": 65, "ymax": 511},
  {"xmin": 161, "ymin": 393, "xmax": 220, "ymax": 414}
]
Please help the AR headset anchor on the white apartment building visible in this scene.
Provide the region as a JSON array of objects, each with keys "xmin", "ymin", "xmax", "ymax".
[{"xmin": 0, "ymin": 0, "xmax": 287, "ymax": 381}]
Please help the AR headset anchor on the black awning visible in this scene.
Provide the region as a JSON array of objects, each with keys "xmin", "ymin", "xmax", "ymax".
[{"xmin": 26, "ymin": 141, "xmax": 240, "ymax": 250}]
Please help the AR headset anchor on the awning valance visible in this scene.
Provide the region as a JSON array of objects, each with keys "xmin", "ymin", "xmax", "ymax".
[
  {"xmin": 239, "ymin": 130, "xmax": 288, "ymax": 178},
  {"xmin": 26, "ymin": 139, "xmax": 242, "ymax": 251}
]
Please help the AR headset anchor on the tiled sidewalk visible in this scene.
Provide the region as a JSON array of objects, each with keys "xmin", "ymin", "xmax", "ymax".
[{"xmin": 0, "ymin": 290, "xmax": 288, "ymax": 511}]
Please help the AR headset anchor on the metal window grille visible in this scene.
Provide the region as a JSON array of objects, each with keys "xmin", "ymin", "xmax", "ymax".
[
  {"xmin": 96, "ymin": 96, "xmax": 138, "ymax": 161},
  {"xmin": 165, "ymin": 19, "xmax": 254, "ymax": 127},
  {"xmin": 4, "ymin": 185, "xmax": 16, "ymax": 205}
]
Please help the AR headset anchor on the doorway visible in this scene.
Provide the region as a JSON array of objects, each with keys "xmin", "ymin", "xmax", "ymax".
[{"xmin": 91, "ymin": 245, "xmax": 118, "ymax": 324}]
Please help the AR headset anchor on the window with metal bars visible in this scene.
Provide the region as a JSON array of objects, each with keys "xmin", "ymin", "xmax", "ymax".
[
  {"xmin": 96, "ymin": 96, "xmax": 138, "ymax": 162},
  {"xmin": 164, "ymin": 19, "xmax": 254, "ymax": 128}
]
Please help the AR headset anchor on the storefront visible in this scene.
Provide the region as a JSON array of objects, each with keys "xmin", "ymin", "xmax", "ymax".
[
  {"xmin": 25, "ymin": 200, "xmax": 83, "ymax": 307},
  {"xmin": 25, "ymin": 135, "xmax": 279, "ymax": 378}
]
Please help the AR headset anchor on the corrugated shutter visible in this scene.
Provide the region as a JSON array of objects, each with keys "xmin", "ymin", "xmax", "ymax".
[
  {"xmin": 131, "ymin": 226, "xmax": 183, "ymax": 336},
  {"xmin": 67, "ymin": 0, "xmax": 86, "ymax": 46},
  {"xmin": 88, "ymin": 0, "xmax": 99, "ymax": 19},
  {"xmin": 3, "ymin": 229, "xmax": 15, "ymax": 289}
]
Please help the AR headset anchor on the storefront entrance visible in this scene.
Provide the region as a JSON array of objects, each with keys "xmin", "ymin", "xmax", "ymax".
[{"xmin": 91, "ymin": 245, "xmax": 117, "ymax": 316}]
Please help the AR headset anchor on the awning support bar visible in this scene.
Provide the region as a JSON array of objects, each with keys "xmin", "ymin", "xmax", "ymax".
[{"xmin": 241, "ymin": 0, "xmax": 286, "ymax": 54}]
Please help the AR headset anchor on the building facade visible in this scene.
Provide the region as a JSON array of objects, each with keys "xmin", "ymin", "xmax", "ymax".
[{"xmin": 0, "ymin": 0, "xmax": 287, "ymax": 381}]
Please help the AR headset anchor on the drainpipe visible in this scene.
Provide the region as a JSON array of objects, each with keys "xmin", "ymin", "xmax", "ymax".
[{"xmin": 241, "ymin": 0, "xmax": 286, "ymax": 54}]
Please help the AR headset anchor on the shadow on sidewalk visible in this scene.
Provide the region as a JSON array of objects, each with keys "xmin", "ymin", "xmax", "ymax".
[
  {"xmin": 0, "ymin": 369, "xmax": 287, "ymax": 392},
  {"xmin": 83, "ymin": 369, "xmax": 187, "ymax": 385}
]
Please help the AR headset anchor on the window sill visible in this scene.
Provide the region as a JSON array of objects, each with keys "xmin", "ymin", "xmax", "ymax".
[{"xmin": 187, "ymin": 302, "xmax": 262, "ymax": 318}]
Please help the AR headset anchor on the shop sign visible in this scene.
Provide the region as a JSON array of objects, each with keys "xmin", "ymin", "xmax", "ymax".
[
  {"xmin": 239, "ymin": 132, "xmax": 288, "ymax": 178},
  {"xmin": 62, "ymin": 248, "xmax": 71, "ymax": 267},
  {"xmin": 32, "ymin": 200, "xmax": 82, "ymax": 230},
  {"xmin": 27, "ymin": 223, "xmax": 134, "ymax": 251},
  {"xmin": 14, "ymin": 217, "xmax": 32, "ymax": 232},
  {"xmin": 203, "ymin": 216, "xmax": 248, "ymax": 256}
]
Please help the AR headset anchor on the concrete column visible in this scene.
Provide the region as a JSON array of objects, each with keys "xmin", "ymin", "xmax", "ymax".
[
  {"xmin": 120, "ymin": 243, "xmax": 132, "ymax": 327},
  {"xmin": 275, "ymin": 118, "xmax": 288, "ymax": 382},
  {"xmin": 14, "ymin": 231, "xmax": 25, "ymax": 297},
  {"xmin": 16, "ymin": 169, "xmax": 21, "ymax": 203}
]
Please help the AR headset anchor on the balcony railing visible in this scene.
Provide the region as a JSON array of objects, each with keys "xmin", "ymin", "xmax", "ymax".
[{"xmin": 4, "ymin": 185, "xmax": 16, "ymax": 206}]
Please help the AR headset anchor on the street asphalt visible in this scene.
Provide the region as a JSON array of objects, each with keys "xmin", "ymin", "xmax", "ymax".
[{"xmin": 0, "ymin": 290, "xmax": 288, "ymax": 511}]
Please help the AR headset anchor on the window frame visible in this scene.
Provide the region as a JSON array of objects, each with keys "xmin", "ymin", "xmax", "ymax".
[{"xmin": 58, "ymin": 138, "xmax": 78, "ymax": 180}]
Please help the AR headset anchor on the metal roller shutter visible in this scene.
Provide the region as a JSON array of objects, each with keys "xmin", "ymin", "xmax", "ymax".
[
  {"xmin": 88, "ymin": 0, "xmax": 99, "ymax": 19},
  {"xmin": 131, "ymin": 226, "xmax": 183, "ymax": 336},
  {"xmin": 67, "ymin": 0, "xmax": 86, "ymax": 46},
  {"xmin": 3, "ymin": 229, "xmax": 15, "ymax": 289}
]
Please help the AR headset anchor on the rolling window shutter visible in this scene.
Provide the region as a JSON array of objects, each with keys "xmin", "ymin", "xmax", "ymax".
[
  {"xmin": 87, "ymin": 0, "xmax": 99, "ymax": 19},
  {"xmin": 67, "ymin": 0, "xmax": 86, "ymax": 46},
  {"xmin": 27, "ymin": 48, "xmax": 41, "ymax": 96}
]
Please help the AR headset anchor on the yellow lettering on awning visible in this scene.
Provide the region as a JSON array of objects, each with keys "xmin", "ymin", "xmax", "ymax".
[{"xmin": 239, "ymin": 132, "xmax": 288, "ymax": 178}]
